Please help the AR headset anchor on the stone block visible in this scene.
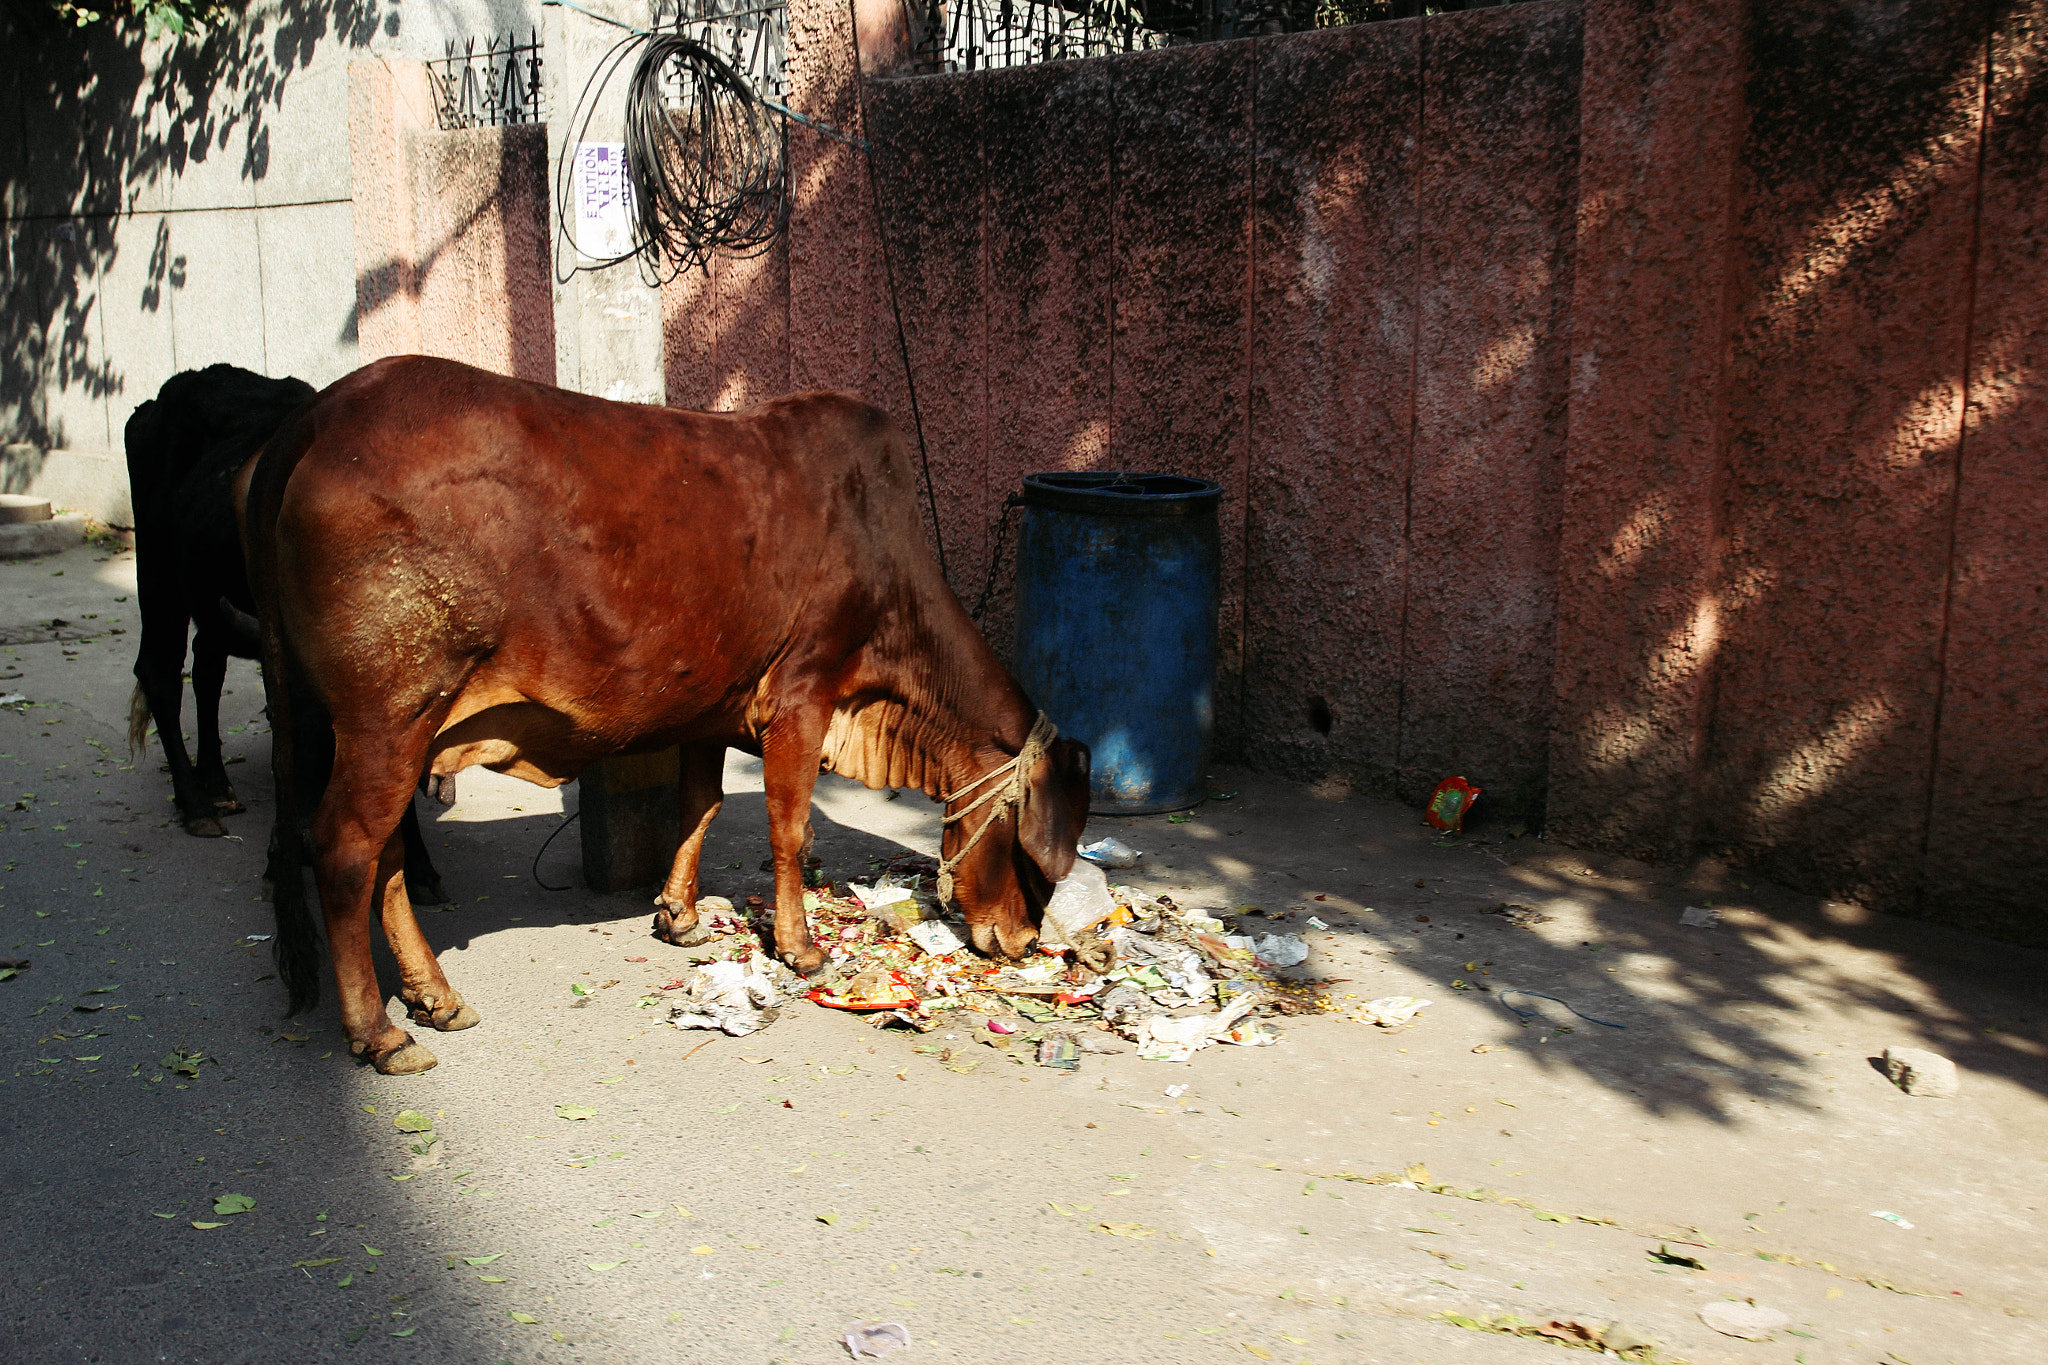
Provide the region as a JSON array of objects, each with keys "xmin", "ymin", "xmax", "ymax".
[
  {"xmin": 0, "ymin": 512, "xmax": 87, "ymax": 559},
  {"xmin": 1884, "ymin": 1046, "xmax": 1960, "ymax": 1098}
]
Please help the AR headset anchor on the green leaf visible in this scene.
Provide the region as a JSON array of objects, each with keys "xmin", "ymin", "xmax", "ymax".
[
  {"xmin": 363, "ymin": 1245, "xmax": 384, "ymax": 1256},
  {"xmin": 509, "ymin": 1311, "xmax": 540, "ymax": 1324},
  {"xmin": 338, "ymin": 1272, "xmax": 354, "ymax": 1287},
  {"xmin": 151, "ymin": 1211, "xmax": 175, "ymax": 1219},
  {"xmin": 555, "ymin": 1104, "xmax": 597, "ymax": 1121},
  {"xmin": 477, "ymin": 1274, "xmax": 507, "ymax": 1283},
  {"xmin": 464, "ymin": 1252, "xmax": 506, "ymax": 1266},
  {"xmin": 596, "ymin": 1075, "xmax": 624, "ymax": 1084},
  {"xmin": 389, "ymin": 1327, "xmax": 416, "ymax": 1338},
  {"xmin": 570, "ymin": 982, "xmax": 592, "ymax": 997},
  {"xmin": 710, "ymin": 1103, "xmax": 739, "ymax": 1114},
  {"xmin": 212, "ymin": 1193, "xmax": 256, "ymax": 1216},
  {"xmin": 392, "ymin": 1110, "xmax": 434, "ymax": 1133},
  {"xmin": 587, "ymin": 1259, "xmax": 627, "ymax": 1272},
  {"xmin": 1531, "ymin": 1210, "xmax": 1568, "ymax": 1223},
  {"xmin": 84, "ymin": 984, "xmax": 120, "ymax": 994},
  {"xmin": 817, "ymin": 1212, "xmax": 839, "ymax": 1225},
  {"xmin": 294, "ymin": 1257, "xmax": 341, "ymax": 1268},
  {"xmin": 190, "ymin": 1221, "xmax": 225, "ymax": 1229}
]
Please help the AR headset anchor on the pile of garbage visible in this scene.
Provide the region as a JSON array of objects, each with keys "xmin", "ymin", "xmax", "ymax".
[{"xmin": 665, "ymin": 852, "xmax": 1314, "ymax": 1064}]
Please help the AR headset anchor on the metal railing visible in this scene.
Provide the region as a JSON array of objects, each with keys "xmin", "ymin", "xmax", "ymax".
[
  {"xmin": 428, "ymin": 30, "xmax": 547, "ymax": 130},
  {"xmin": 652, "ymin": 0, "xmax": 790, "ymax": 102}
]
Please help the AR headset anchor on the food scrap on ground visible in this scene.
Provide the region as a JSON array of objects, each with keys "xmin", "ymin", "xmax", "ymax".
[{"xmin": 660, "ymin": 849, "xmax": 1324, "ymax": 1064}]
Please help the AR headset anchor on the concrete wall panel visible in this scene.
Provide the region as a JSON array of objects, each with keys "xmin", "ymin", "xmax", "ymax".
[
  {"xmin": 979, "ymin": 60, "xmax": 1117, "ymax": 661},
  {"xmin": 1111, "ymin": 41, "xmax": 1254, "ymax": 753},
  {"xmin": 165, "ymin": 208, "xmax": 270, "ymax": 381},
  {"xmin": 1245, "ymin": 20, "xmax": 1421, "ymax": 792},
  {"xmin": 1921, "ymin": 1, "xmax": 2048, "ymax": 939},
  {"xmin": 786, "ymin": 0, "xmax": 873, "ymax": 397},
  {"xmin": 257, "ymin": 200, "xmax": 361, "ymax": 390},
  {"xmin": 1700, "ymin": 0, "xmax": 1991, "ymax": 910},
  {"xmin": 92, "ymin": 214, "xmax": 178, "ymax": 445},
  {"xmin": 1399, "ymin": 2, "xmax": 1581, "ymax": 819},
  {"xmin": 1547, "ymin": 0, "xmax": 1747, "ymax": 858}
]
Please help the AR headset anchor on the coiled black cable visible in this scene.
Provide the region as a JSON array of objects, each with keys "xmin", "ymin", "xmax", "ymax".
[{"xmin": 556, "ymin": 30, "xmax": 789, "ymax": 282}]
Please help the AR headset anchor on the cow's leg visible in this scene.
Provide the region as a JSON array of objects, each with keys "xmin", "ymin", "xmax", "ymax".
[
  {"xmin": 188, "ymin": 633, "xmax": 243, "ymax": 816},
  {"xmin": 653, "ymin": 741, "xmax": 726, "ymax": 946},
  {"xmin": 398, "ymin": 798, "xmax": 451, "ymax": 906},
  {"xmin": 759, "ymin": 716, "xmax": 828, "ymax": 976},
  {"xmin": 133, "ymin": 612, "xmax": 222, "ymax": 837},
  {"xmin": 378, "ymin": 849, "xmax": 478, "ymax": 1036},
  {"xmin": 312, "ymin": 738, "xmax": 453, "ymax": 1074}
]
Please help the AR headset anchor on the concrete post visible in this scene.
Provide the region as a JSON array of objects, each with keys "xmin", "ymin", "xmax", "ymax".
[{"xmin": 578, "ymin": 747, "xmax": 682, "ymax": 894}]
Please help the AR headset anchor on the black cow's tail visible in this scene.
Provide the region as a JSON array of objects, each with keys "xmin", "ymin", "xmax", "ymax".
[{"xmin": 246, "ymin": 405, "xmax": 322, "ymax": 1016}]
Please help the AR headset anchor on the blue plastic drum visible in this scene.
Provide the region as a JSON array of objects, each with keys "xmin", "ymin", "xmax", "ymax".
[{"xmin": 1012, "ymin": 472, "xmax": 1223, "ymax": 815}]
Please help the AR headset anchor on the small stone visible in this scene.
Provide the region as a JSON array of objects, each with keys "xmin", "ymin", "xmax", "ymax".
[
  {"xmin": 1699, "ymin": 1300, "xmax": 1789, "ymax": 1340},
  {"xmin": 1884, "ymin": 1046, "xmax": 1960, "ymax": 1098}
]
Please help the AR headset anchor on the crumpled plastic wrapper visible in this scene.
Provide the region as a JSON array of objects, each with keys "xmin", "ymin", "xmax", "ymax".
[
  {"xmin": 1355, "ymin": 995, "xmax": 1433, "ymax": 1028},
  {"xmin": 1130, "ymin": 995, "xmax": 1262, "ymax": 1062},
  {"xmin": 668, "ymin": 958, "xmax": 793, "ymax": 1036},
  {"xmin": 843, "ymin": 1320, "xmax": 913, "ymax": 1358}
]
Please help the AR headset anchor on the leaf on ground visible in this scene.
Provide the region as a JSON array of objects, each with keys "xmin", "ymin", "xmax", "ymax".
[
  {"xmin": 363, "ymin": 1245, "xmax": 384, "ymax": 1256},
  {"xmin": 477, "ymin": 1274, "xmax": 507, "ymax": 1283},
  {"xmin": 392, "ymin": 1110, "xmax": 433, "ymax": 1133},
  {"xmin": 689, "ymin": 1245, "xmax": 715, "ymax": 1255},
  {"xmin": 190, "ymin": 1221, "xmax": 224, "ymax": 1230},
  {"xmin": 570, "ymin": 983, "xmax": 592, "ymax": 996},
  {"xmin": 632, "ymin": 1210, "xmax": 662, "ymax": 1219},
  {"xmin": 388, "ymin": 1327, "xmax": 416, "ymax": 1337},
  {"xmin": 509, "ymin": 1311, "xmax": 540, "ymax": 1324},
  {"xmin": 596, "ymin": 1075, "xmax": 623, "ymax": 1084},
  {"xmin": 1532, "ymin": 1210, "xmax": 1568, "ymax": 1223},
  {"xmin": 1650, "ymin": 1245, "xmax": 1707, "ymax": 1270},
  {"xmin": 1048, "ymin": 1202, "xmax": 1073, "ymax": 1216},
  {"xmin": 587, "ymin": 1259, "xmax": 627, "ymax": 1272},
  {"xmin": 212, "ymin": 1193, "xmax": 256, "ymax": 1216},
  {"xmin": 710, "ymin": 1103, "xmax": 739, "ymax": 1114},
  {"xmin": 294, "ymin": 1257, "xmax": 341, "ymax": 1268},
  {"xmin": 150, "ymin": 1212, "xmax": 174, "ymax": 1219},
  {"xmin": 1243, "ymin": 1346, "xmax": 1273, "ymax": 1360},
  {"xmin": 464, "ymin": 1253, "xmax": 506, "ymax": 1266},
  {"xmin": 338, "ymin": 1272, "xmax": 354, "ymax": 1288},
  {"xmin": 554, "ymin": 1104, "xmax": 597, "ymax": 1121},
  {"xmin": 83, "ymin": 984, "xmax": 120, "ymax": 994},
  {"xmin": 817, "ymin": 1213, "xmax": 839, "ymax": 1225},
  {"xmin": 1095, "ymin": 1222, "xmax": 1155, "ymax": 1238}
]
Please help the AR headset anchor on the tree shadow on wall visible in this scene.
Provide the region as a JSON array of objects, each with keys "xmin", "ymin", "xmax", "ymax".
[{"xmin": 0, "ymin": 0, "xmax": 397, "ymax": 448}]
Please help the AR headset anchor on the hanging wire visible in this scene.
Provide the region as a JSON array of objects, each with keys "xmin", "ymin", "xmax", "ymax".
[{"xmin": 555, "ymin": 27, "xmax": 789, "ymax": 283}]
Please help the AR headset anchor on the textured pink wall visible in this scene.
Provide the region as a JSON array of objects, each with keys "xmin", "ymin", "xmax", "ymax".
[
  {"xmin": 348, "ymin": 60, "xmax": 556, "ymax": 384},
  {"xmin": 1548, "ymin": 0, "xmax": 1748, "ymax": 858},
  {"xmin": 656, "ymin": 2, "xmax": 2048, "ymax": 942}
]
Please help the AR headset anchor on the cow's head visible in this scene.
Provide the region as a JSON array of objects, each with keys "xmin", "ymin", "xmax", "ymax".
[{"xmin": 950, "ymin": 735, "xmax": 1091, "ymax": 959}]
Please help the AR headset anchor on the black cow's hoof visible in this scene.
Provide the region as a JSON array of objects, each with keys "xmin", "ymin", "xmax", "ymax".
[
  {"xmin": 182, "ymin": 814, "xmax": 228, "ymax": 838},
  {"xmin": 369, "ymin": 1037, "xmax": 438, "ymax": 1075},
  {"xmin": 408, "ymin": 876, "xmax": 451, "ymax": 907}
]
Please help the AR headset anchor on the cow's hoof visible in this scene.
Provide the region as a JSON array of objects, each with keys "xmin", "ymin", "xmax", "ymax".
[
  {"xmin": 782, "ymin": 945, "xmax": 828, "ymax": 977},
  {"xmin": 408, "ymin": 876, "xmax": 452, "ymax": 907},
  {"xmin": 182, "ymin": 814, "xmax": 228, "ymax": 838},
  {"xmin": 208, "ymin": 793, "xmax": 245, "ymax": 815},
  {"xmin": 653, "ymin": 909, "xmax": 714, "ymax": 947},
  {"xmin": 409, "ymin": 999, "xmax": 479, "ymax": 1031},
  {"xmin": 370, "ymin": 1037, "xmax": 438, "ymax": 1075}
]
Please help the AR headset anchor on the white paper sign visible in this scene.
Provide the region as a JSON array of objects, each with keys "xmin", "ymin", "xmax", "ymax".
[{"xmin": 574, "ymin": 142, "xmax": 634, "ymax": 259}]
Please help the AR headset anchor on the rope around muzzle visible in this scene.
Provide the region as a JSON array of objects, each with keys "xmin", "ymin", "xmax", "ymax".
[{"xmin": 934, "ymin": 712, "xmax": 1058, "ymax": 906}]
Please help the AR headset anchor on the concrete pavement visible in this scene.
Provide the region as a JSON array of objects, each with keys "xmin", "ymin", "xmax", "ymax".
[{"xmin": 2, "ymin": 538, "xmax": 2044, "ymax": 1365}]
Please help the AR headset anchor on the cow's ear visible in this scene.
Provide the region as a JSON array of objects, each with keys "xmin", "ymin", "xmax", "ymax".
[{"xmin": 1019, "ymin": 737, "xmax": 1090, "ymax": 883}]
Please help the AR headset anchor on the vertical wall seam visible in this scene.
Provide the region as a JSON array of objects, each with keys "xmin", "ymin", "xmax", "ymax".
[
  {"xmin": 1915, "ymin": 12, "xmax": 1996, "ymax": 892},
  {"xmin": 1391, "ymin": 25, "xmax": 1427, "ymax": 796},
  {"xmin": 1240, "ymin": 40, "xmax": 1258, "ymax": 755},
  {"xmin": 1686, "ymin": 9, "xmax": 1753, "ymax": 860},
  {"xmin": 1107, "ymin": 61, "xmax": 1118, "ymax": 466}
]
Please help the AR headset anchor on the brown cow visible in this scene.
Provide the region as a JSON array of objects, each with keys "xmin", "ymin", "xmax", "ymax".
[{"xmin": 241, "ymin": 355, "xmax": 1090, "ymax": 1075}]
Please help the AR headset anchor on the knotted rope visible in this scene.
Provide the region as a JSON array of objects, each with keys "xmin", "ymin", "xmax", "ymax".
[{"xmin": 934, "ymin": 712, "xmax": 1058, "ymax": 905}]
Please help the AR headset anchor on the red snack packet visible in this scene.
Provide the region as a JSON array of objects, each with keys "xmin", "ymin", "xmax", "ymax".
[{"xmin": 1424, "ymin": 776, "xmax": 1482, "ymax": 833}]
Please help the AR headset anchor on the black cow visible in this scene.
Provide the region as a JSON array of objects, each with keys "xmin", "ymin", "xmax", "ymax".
[{"xmin": 124, "ymin": 364, "xmax": 449, "ymax": 903}]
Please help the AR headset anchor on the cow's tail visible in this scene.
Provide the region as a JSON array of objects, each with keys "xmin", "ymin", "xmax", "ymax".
[
  {"xmin": 245, "ymin": 406, "xmax": 322, "ymax": 1016},
  {"xmin": 126, "ymin": 683, "xmax": 151, "ymax": 760}
]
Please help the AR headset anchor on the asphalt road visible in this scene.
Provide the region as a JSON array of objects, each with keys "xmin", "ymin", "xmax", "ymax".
[{"xmin": 3, "ymin": 538, "xmax": 2045, "ymax": 1365}]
